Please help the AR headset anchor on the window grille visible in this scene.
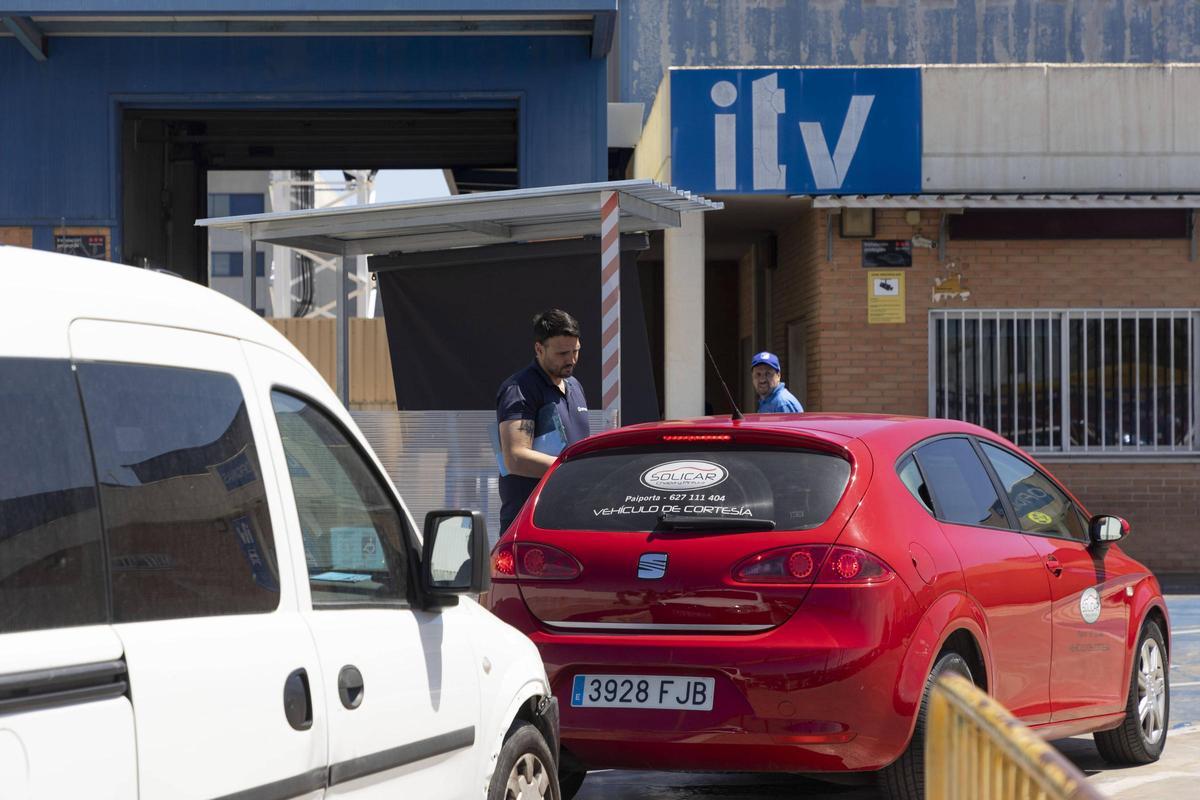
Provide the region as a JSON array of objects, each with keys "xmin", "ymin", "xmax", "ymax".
[{"xmin": 929, "ymin": 310, "xmax": 1199, "ymax": 455}]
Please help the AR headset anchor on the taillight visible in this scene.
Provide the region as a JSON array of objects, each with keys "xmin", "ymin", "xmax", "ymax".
[
  {"xmin": 816, "ymin": 546, "xmax": 893, "ymax": 584},
  {"xmin": 732, "ymin": 545, "xmax": 893, "ymax": 585},
  {"xmin": 733, "ymin": 545, "xmax": 829, "ymax": 584},
  {"xmin": 491, "ymin": 541, "xmax": 581, "ymax": 581},
  {"xmin": 491, "ymin": 542, "xmax": 516, "ymax": 579}
]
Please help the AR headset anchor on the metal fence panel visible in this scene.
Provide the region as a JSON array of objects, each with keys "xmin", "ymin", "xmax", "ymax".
[
  {"xmin": 930, "ymin": 309, "xmax": 1199, "ymax": 455},
  {"xmin": 353, "ymin": 409, "xmax": 608, "ymax": 547}
]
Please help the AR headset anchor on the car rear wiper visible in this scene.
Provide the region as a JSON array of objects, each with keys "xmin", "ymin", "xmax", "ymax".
[{"xmin": 656, "ymin": 513, "xmax": 776, "ymax": 532}]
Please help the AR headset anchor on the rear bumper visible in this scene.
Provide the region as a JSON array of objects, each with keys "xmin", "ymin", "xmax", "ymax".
[{"xmin": 489, "ymin": 578, "xmax": 924, "ymax": 773}]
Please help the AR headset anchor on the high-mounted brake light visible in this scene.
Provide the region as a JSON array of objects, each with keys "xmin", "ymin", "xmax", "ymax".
[{"xmin": 662, "ymin": 434, "xmax": 732, "ymax": 442}]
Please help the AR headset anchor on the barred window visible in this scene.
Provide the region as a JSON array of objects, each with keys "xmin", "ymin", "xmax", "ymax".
[{"xmin": 930, "ymin": 310, "xmax": 1199, "ymax": 455}]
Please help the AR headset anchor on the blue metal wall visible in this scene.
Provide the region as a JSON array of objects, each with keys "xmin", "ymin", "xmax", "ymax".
[
  {"xmin": 0, "ymin": 35, "xmax": 606, "ymax": 259},
  {"xmin": 620, "ymin": 0, "xmax": 1200, "ymax": 111}
]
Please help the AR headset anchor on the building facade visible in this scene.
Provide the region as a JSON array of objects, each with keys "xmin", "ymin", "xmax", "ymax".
[{"xmin": 620, "ymin": 3, "xmax": 1200, "ymax": 576}]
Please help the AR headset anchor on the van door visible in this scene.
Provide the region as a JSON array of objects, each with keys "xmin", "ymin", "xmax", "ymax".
[
  {"xmin": 0, "ymin": 356, "xmax": 136, "ymax": 800},
  {"xmin": 68, "ymin": 320, "xmax": 327, "ymax": 800},
  {"xmin": 242, "ymin": 341, "xmax": 483, "ymax": 799}
]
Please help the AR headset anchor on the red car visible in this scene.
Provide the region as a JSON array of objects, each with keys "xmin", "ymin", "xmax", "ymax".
[{"xmin": 485, "ymin": 414, "xmax": 1171, "ymax": 799}]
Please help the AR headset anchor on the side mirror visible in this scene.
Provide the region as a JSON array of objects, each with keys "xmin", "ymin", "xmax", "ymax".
[
  {"xmin": 1089, "ymin": 515, "xmax": 1130, "ymax": 546},
  {"xmin": 421, "ymin": 510, "xmax": 490, "ymax": 605}
]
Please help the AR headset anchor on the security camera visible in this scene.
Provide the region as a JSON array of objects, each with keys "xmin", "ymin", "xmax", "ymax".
[{"xmin": 911, "ymin": 234, "xmax": 935, "ymax": 249}]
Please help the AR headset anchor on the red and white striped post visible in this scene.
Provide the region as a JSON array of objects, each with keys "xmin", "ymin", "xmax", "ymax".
[{"xmin": 600, "ymin": 189, "xmax": 621, "ymax": 429}]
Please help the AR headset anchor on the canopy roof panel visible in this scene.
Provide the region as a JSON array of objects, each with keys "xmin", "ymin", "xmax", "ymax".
[{"xmin": 197, "ymin": 180, "xmax": 722, "ymax": 257}]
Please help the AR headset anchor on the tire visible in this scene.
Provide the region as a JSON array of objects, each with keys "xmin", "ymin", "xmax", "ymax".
[
  {"xmin": 878, "ymin": 651, "xmax": 972, "ymax": 800},
  {"xmin": 488, "ymin": 722, "xmax": 561, "ymax": 800},
  {"xmin": 1095, "ymin": 620, "xmax": 1169, "ymax": 765}
]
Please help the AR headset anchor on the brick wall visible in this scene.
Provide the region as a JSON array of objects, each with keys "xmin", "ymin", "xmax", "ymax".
[
  {"xmin": 1048, "ymin": 461, "xmax": 1200, "ymax": 571},
  {"xmin": 765, "ymin": 207, "xmax": 1199, "ymax": 574}
]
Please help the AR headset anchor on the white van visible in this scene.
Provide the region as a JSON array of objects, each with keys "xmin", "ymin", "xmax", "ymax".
[{"xmin": 0, "ymin": 247, "xmax": 559, "ymax": 800}]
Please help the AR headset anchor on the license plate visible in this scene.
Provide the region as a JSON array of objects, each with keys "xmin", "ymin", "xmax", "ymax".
[{"xmin": 570, "ymin": 674, "xmax": 714, "ymax": 711}]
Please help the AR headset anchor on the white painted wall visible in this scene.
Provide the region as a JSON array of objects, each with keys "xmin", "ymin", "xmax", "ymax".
[{"xmin": 922, "ymin": 64, "xmax": 1200, "ymax": 192}]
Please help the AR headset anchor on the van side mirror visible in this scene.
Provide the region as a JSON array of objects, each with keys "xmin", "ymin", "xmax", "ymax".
[
  {"xmin": 1089, "ymin": 515, "xmax": 1130, "ymax": 546},
  {"xmin": 421, "ymin": 510, "xmax": 490, "ymax": 606}
]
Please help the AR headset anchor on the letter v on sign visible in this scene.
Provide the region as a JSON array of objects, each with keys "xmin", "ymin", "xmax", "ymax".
[{"xmin": 799, "ymin": 95, "xmax": 875, "ymax": 190}]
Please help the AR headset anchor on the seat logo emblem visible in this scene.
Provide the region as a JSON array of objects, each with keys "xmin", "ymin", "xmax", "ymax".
[
  {"xmin": 1080, "ymin": 587, "xmax": 1101, "ymax": 624},
  {"xmin": 637, "ymin": 553, "xmax": 668, "ymax": 579}
]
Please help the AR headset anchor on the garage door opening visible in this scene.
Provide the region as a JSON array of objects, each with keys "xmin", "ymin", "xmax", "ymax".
[{"xmin": 120, "ymin": 106, "xmax": 519, "ymax": 284}]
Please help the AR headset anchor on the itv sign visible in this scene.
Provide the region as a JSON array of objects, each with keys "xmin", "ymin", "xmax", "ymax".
[{"xmin": 670, "ymin": 68, "xmax": 921, "ymax": 195}]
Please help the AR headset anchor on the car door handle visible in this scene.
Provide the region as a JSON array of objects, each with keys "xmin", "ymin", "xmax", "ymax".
[
  {"xmin": 1044, "ymin": 555, "xmax": 1063, "ymax": 577},
  {"xmin": 283, "ymin": 668, "xmax": 314, "ymax": 731},
  {"xmin": 338, "ymin": 665, "xmax": 365, "ymax": 710}
]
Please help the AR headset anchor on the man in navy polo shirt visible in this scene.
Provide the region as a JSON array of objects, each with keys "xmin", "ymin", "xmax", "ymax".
[
  {"xmin": 494, "ymin": 309, "xmax": 591, "ymax": 533},
  {"xmin": 751, "ymin": 351, "xmax": 804, "ymax": 414}
]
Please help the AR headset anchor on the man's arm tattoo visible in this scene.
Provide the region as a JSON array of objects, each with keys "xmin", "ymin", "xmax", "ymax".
[{"xmin": 517, "ymin": 419, "xmax": 535, "ymax": 438}]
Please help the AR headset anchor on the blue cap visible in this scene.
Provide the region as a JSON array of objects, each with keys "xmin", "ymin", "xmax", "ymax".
[{"xmin": 751, "ymin": 351, "xmax": 781, "ymax": 372}]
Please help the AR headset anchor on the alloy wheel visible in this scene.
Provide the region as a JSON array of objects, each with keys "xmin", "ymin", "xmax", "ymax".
[
  {"xmin": 1137, "ymin": 636, "xmax": 1167, "ymax": 745},
  {"xmin": 505, "ymin": 752, "xmax": 551, "ymax": 800}
]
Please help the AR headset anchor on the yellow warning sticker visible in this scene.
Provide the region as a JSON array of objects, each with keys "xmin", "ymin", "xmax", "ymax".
[{"xmin": 1027, "ymin": 511, "xmax": 1053, "ymax": 525}]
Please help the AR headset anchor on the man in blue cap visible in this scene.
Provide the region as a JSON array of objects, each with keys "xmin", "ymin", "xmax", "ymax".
[{"xmin": 751, "ymin": 351, "xmax": 804, "ymax": 413}]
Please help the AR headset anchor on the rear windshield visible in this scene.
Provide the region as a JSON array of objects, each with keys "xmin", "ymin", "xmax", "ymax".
[{"xmin": 533, "ymin": 448, "xmax": 851, "ymax": 532}]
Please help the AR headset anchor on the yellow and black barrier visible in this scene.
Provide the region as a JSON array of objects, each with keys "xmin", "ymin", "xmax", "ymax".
[{"xmin": 925, "ymin": 673, "xmax": 1103, "ymax": 800}]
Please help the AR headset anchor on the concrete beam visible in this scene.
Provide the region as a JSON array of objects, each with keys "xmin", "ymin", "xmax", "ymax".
[
  {"xmin": 664, "ymin": 211, "xmax": 705, "ymax": 420},
  {"xmin": 2, "ymin": 16, "xmax": 46, "ymax": 61},
  {"xmin": 590, "ymin": 10, "xmax": 614, "ymax": 59}
]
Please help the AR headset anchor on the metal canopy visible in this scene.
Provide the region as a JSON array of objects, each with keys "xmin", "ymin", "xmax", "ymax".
[
  {"xmin": 807, "ymin": 194, "xmax": 1200, "ymax": 209},
  {"xmin": 197, "ymin": 180, "xmax": 723, "ymax": 257},
  {"xmin": 197, "ymin": 179, "xmax": 721, "ymax": 414}
]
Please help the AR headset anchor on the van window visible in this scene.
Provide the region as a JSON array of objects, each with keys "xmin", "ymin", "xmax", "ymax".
[
  {"xmin": 271, "ymin": 392, "xmax": 410, "ymax": 606},
  {"xmin": 914, "ymin": 438, "xmax": 1009, "ymax": 530},
  {"xmin": 979, "ymin": 442, "xmax": 1088, "ymax": 541},
  {"xmin": 533, "ymin": 448, "xmax": 851, "ymax": 532},
  {"xmin": 77, "ymin": 363, "xmax": 280, "ymax": 622},
  {"xmin": 0, "ymin": 359, "xmax": 106, "ymax": 634}
]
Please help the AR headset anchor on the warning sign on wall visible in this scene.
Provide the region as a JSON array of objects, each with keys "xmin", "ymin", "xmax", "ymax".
[
  {"xmin": 868, "ymin": 270, "xmax": 905, "ymax": 324},
  {"xmin": 54, "ymin": 227, "xmax": 110, "ymax": 261}
]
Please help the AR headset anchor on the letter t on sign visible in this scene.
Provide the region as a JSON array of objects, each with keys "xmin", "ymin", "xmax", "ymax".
[{"xmin": 752, "ymin": 73, "xmax": 786, "ymax": 190}]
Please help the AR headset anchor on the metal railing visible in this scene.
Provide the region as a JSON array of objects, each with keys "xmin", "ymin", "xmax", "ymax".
[
  {"xmin": 925, "ymin": 673, "xmax": 1103, "ymax": 800},
  {"xmin": 930, "ymin": 309, "xmax": 1200, "ymax": 455}
]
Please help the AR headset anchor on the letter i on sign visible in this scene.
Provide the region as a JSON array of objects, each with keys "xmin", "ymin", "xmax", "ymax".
[{"xmin": 711, "ymin": 80, "xmax": 737, "ymax": 190}]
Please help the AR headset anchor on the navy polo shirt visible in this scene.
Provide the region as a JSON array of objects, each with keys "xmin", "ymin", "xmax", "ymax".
[{"xmin": 495, "ymin": 360, "xmax": 590, "ymax": 531}]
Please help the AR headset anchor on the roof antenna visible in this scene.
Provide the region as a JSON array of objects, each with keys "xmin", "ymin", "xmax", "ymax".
[{"xmin": 704, "ymin": 343, "xmax": 744, "ymax": 421}]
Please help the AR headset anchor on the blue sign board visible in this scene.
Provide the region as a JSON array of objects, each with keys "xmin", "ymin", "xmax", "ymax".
[{"xmin": 670, "ymin": 68, "xmax": 921, "ymax": 195}]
